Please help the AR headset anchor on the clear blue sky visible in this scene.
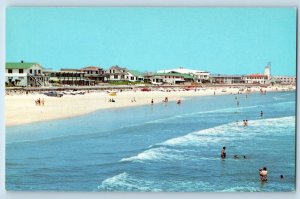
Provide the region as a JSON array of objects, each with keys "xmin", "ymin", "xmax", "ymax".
[{"xmin": 6, "ymin": 8, "xmax": 296, "ymax": 75}]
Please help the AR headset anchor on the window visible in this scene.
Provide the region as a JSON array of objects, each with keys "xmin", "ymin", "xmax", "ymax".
[
  {"xmin": 38, "ymin": 70, "xmax": 41, "ymax": 74},
  {"xmin": 114, "ymin": 75, "xmax": 118, "ymax": 79},
  {"xmin": 131, "ymin": 77, "xmax": 134, "ymax": 80},
  {"xmin": 8, "ymin": 69, "xmax": 12, "ymax": 73},
  {"xmin": 19, "ymin": 69, "xmax": 24, "ymax": 73},
  {"xmin": 30, "ymin": 69, "xmax": 32, "ymax": 74}
]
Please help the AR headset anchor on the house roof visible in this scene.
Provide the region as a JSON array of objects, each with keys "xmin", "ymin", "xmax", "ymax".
[
  {"xmin": 109, "ymin": 65, "xmax": 127, "ymax": 71},
  {"xmin": 157, "ymin": 68, "xmax": 208, "ymax": 74},
  {"xmin": 245, "ymin": 74, "xmax": 268, "ymax": 78},
  {"xmin": 128, "ymin": 70, "xmax": 144, "ymax": 77},
  {"xmin": 154, "ymin": 72, "xmax": 193, "ymax": 79},
  {"xmin": 6, "ymin": 62, "xmax": 42, "ymax": 69},
  {"xmin": 81, "ymin": 66, "xmax": 103, "ymax": 71}
]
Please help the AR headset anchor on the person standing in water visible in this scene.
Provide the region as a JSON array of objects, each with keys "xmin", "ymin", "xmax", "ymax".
[
  {"xmin": 259, "ymin": 167, "xmax": 268, "ymax": 182},
  {"xmin": 260, "ymin": 111, "xmax": 263, "ymax": 118},
  {"xmin": 221, "ymin": 146, "xmax": 226, "ymax": 159}
]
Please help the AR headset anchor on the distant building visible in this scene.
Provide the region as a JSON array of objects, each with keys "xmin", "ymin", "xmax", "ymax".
[
  {"xmin": 271, "ymin": 76, "xmax": 296, "ymax": 85},
  {"xmin": 150, "ymin": 72, "xmax": 194, "ymax": 85},
  {"xmin": 157, "ymin": 68, "xmax": 210, "ymax": 83},
  {"xmin": 80, "ymin": 66, "xmax": 106, "ymax": 83},
  {"xmin": 127, "ymin": 70, "xmax": 144, "ymax": 82},
  {"xmin": 5, "ymin": 61, "xmax": 45, "ymax": 87},
  {"xmin": 211, "ymin": 74, "xmax": 244, "ymax": 84},
  {"xmin": 242, "ymin": 74, "xmax": 268, "ymax": 84},
  {"xmin": 105, "ymin": 65, "xmax": 128, "ymax": 81},
  {"xmin": 45, "ymin": 68, "xmax": 94, "ymax": 86}
]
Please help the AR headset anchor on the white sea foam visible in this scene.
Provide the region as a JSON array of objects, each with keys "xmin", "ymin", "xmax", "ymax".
[
  {"xmin": 98, "ymin": 172, "xmax": 212, "ymax": 192},
  {"xmin": 120, "ymin": 116, "xmax": 295, "ymax": 163},
  {"xmin": 98, "ymin": 172, "xmax": 162, "ymax": 192},
  {"xmin": 120, "ymin": 147, "xmax": 183, "ymax": 162}
]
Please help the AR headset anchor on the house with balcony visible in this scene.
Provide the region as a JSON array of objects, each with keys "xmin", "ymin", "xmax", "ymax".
[
  {"xmin": 5, "ymin": 61, "xmax": 45, "ymax": 87},
  {"xmin": 80, "ymin": 66, "xmax": 106, "ymax": 83},
  {"xmin": 46, "ymin": 68, "xmax": 94, "ymax": 86}
]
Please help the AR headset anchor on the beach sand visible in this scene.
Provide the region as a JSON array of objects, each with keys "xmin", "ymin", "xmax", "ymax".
[{"xmin": 5, "ymin": 85, "xmax": 294, "ymax": 126}]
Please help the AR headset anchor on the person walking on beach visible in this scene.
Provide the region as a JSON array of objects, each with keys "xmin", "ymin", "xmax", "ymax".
[
  {"xmin": 41, "ymin": 98, "xmax": 45, "ymax": 106},
  {"xmin": 259, "ymin": 167, "xmax": 268, "ymax": 182},
  {"xmin": 221, "ymin": 146, "xmax": 226, "ymax": 159}
]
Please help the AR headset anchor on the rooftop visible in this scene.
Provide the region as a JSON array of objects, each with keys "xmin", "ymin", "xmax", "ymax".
[
  {"xmin": 128, "ymin": 70, "xmax": 144, "ymax": 77},
  {"xmin": 81, "ymin": 66, "xmax": 103, "ymax": 71},
  {"xmin": 153, "ymin": 72, "xmax": 193, "ymax": 79},
  {"xmin": 6, "ymin": 62, "xmax": 42, "ymax": 69},
  {"xmin": 245, "ymin": 74, "xmax": 268, "ymax": 77}
]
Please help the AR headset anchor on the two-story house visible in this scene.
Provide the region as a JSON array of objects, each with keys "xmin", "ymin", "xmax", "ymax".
[{"xmin": 5, "ymin": 61, "xmax": 45, "ymax": 87}]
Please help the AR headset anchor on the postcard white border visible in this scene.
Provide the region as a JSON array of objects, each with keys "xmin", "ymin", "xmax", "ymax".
[{"xmin": 0, "ymin": 0, "xmax": 299, "ymax": 199}]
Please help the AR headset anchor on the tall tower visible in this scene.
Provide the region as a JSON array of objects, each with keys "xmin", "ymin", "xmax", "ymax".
[{"xmin": 264, "ymin": 62, "xmax": 271, "ymax": 80}]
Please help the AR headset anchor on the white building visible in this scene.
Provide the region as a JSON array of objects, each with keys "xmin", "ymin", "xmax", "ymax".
[
  {"xmin": 150, "ymin": 72, "xmax": 194, "ymax": 85},
  {"xmin": 127, "ymin": 70, "xmax": 144, "ymax": 82},
  {"xmin": 271, "ymin": 76, "xmax": 296, "ymax": 85},
  {"xmin": 242, "ymin": 74, "xmax": 268, "ymax": 84},
  {"xmin": 105, "ymin": 65, "xmax": 128, "ymax": 81},
  {"xmin": 5, "ymin": 61, "xmax": 45, "ymax": 87},
  {"xmin": 157, "ymin": 68, "xmax": 210, "ymax": 83}
]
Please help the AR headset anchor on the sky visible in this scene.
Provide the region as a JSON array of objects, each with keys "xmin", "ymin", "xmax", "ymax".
[{"xmin": 6, "ymin": 8, "xmax": 296, "ymax": 76}]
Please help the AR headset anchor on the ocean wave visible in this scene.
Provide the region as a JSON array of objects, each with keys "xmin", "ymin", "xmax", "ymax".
[
  {"xmin": 120, "ymin": 147, "xmax": 184, "ymax": 162},
  {"xmin": 98, "ymin": 172, "xmax": 212, "ymax": 192},
  {"xmin": 120, "ymin": 116, "xmax": 295, "ymax": 163}
]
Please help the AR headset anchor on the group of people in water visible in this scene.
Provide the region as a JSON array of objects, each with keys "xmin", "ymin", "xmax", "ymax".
[
  {"xmin": 151, "ymin": 97, "xmax": 182, "ymax": 105},
  {"xmin": 35, "ymin": 98, "xmax": 45, "ymax": 106},
  {"xmin": 221, "ymin": 146, "xmax": 285, "ymax": 182}
]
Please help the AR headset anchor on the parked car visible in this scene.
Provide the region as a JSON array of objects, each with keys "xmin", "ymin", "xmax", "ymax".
[
  {"xmin": 141, "ymin": 87, "xmax": 151, "ymax": 92},
  {"xmin": 44, "ymin": 91, "xmax": 63, "ymax": 97}
]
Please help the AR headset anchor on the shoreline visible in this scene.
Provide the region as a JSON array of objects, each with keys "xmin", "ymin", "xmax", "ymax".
[{"xmin": 5, "ymin": 85, "xmax": 295, "ymax": 127}]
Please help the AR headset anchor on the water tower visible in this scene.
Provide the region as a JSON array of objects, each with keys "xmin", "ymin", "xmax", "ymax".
[{"xmin": 264, "ymin": 62, "xmax": 271, "ymax": 80}]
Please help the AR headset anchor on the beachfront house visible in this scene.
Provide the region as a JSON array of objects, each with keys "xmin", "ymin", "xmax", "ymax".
[
  {"xmin": 242, "ymin": 74, "xmax": 268, "ymax": 84},
  {"xmin": 157, "ymin": 67, "xmax": 210, "ymax": 83},
  {"xmin": 127, "ymin": 70, "xmax": 144, "ymax": 82},
  {"xmin": 210, "ymin": 74, "xmax": 244, "ymax": 84},
  {"xmin": 105, "ymin": 65, "xmax": 128, "ymax": 81},
  {"xmin": 5, "ymin": 61, "xmax": 45, "ymax": 87},
  {"xmin": 80, "ymin": 66, "xmax": 106, "ymax": 84},
  {"xmin": 151, "ymin": 72, "xmax": 194, "ymax": 85},
  {"xmin": 46, "ymin": 69, "xmax": 94, "ymax": 86}
]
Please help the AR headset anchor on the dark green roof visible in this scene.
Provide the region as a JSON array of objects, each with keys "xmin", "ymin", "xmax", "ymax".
[
  {"xmin": 128, "ymin": 70, "xmax": 144, "ymax": 77},
  {"xmin": 154, "ymin": 72, "xmax": 193, "ymax": 79},
  {"xmin": 6, "ymin": 62, "xmax": 42, "ymax": 69}
]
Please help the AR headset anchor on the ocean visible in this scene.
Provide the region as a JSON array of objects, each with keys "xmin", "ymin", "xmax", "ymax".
[{"xmin": 6, "ymin": 91, "xmax": 296, "ymax": 192}]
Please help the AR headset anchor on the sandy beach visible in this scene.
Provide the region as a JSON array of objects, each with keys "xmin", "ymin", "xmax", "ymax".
[{"xmin": 5, "ymin": 85, "xmax": 295, "ymax": 126}]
